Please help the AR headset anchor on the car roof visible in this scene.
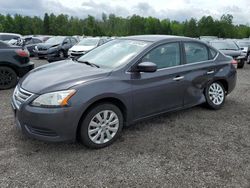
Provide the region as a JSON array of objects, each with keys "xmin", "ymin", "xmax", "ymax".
[
  {"xmin": 0, "ymin": 33, "xmax": 21, "ymax": 37},
  {"xmin": 122, "ymin": 35, "xmax": 192, "ymax": 42}
]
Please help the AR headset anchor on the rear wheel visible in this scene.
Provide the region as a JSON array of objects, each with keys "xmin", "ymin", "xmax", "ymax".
[
  {"xmin": 0, "ymin": 66, "xmax": 17, "ymax": 90},
  {"xmin": 80, "ymin": 103, "xmax": 123, "ymax": 149},
  {"xmin": 237, "ymin": 60, "xmax": 245, "ymax": 68},
  {"xmin": 205, "ymin": 81, "xmax": 225, "ymax": 110}
]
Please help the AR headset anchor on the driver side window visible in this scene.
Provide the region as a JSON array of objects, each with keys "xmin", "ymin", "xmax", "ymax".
[{"xmin": 142, "ymin": 43, "xmax": 181, "ymax": 69}]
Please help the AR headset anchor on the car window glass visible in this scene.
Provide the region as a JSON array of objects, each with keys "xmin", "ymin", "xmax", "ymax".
[
  {"xmin": 184, "ymin": 42, "xmax": 208, "ymax": 64},
  {"xmin": 142, "ymin": 43, "xmax": 181, "ymax": 69},
  {"xmin": 209, "ymin": 48, "xmax": 217, "ymax": 59},
  {"xmin": 33, "ymin": 39, "xmax": 41, "ymax": 44},
  {"xmin": 64, "ymin": 38, "xmax": 70, "ymax": 44}
]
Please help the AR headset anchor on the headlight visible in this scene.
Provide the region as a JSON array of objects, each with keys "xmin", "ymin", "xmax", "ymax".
[{"xmin": 31, "ymin": 89, "xmax": 76, "ymax": 108}]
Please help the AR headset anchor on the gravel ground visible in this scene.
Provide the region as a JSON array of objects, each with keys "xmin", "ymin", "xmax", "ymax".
[{"xmin": 0, "ymin": 58, "xmax": 250, "ymax": 187}]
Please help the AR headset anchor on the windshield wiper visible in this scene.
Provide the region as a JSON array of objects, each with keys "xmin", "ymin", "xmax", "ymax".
[{"xmin": 76, "ymin": 60, "xmax": 100, "ymax": 68}]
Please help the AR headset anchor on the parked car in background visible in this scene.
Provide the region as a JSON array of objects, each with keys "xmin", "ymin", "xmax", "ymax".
[
  {"xmin": 236, "ymin": 40, "xmax": 250, "ymax": 64},
  {"xmin": 35, "ymin": 35, "xmax": 53, "ymax": 42},
  {"xmin": 0, "ymin": 41, "xmax": 34, "ymax": 89},
  {"xmin": 34, "ymin": 36, "xmax": 78, "ymax": 62},
  {"xmin": 0, "ymin": 33, "xmax": 21, "ymax": 43},
  {"xmin": 24, "ymin": 37, "xmax": 43, "ymax": 57},
  {"xmin": 68, "ymin": 37, "xmax": 108, "ymax": 58},
  {"xmin": 199, "ymin": 36, "xmax": 218, "ymax": 43},
  {"xmin": 12, "ymin": 35, "xmax": 236, "ymax": 148},
  {"xmin": 210, "ymin": 40, "xmax": 246, "ymax": 68},
  {"xmin": 12, "ymin": 37, "xmax": 43, "ymax": 57}
]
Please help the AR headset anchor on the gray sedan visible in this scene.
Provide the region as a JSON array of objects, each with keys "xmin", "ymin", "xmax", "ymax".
[{"xmin": 12, "ymin": 35, "xmax": 237, "ymax": 148}]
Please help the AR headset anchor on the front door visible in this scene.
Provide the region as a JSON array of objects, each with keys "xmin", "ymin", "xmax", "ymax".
[{"xmin": 130, "ymin": 42, "xmax": 186, "ymax": 120}]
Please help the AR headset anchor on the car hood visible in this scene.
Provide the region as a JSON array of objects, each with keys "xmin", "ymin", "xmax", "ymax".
[
  {"xmin": 20, "ymin": 60, "xmax": 111, "ymax": 94},
  {"xmin": 37, "ymin": 43, "xmax": 60, "ymax": 49},
  {"xmin": 220, "ymin": 50, "xmax": 242, "ymax": 57},
  {"xmin": 70, "ymin": 45, "xmax": 96, "ymax": 52}
]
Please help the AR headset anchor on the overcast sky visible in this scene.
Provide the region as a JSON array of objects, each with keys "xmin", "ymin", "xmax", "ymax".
[{"xmin": 0, "ymin": 0, "xmax": 250, "ymax": 25}]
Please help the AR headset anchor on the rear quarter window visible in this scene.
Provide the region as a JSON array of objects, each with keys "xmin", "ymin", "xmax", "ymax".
[
  {"xmin": 209, "ymin": 48, "xmax": 218, "ymax": 59},
  {"xmin": 184, "ymin": 42, "xmax": 209, "ymax": 64}
]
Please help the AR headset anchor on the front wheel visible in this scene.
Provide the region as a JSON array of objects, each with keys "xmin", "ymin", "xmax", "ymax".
[
  {"xmin": 205, "ymin": 82, "xmax": 226, "ymax": 110},
  {"xmin": 80, "ymin": 103, "xmax": 123, "ymax": 149}
]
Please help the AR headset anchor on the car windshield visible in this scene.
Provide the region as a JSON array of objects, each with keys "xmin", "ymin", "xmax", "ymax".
[
  {"xmin": 77, "ymin": 38, "xmax": 99, "ymax": 46},
  {"xmin": 210, "ymin": 41, "xmax": 239, "ymax": 50},
  {"xmin": 78, "ymin": 39, "xmax": 150, "ymax": 69},
  {"xmin": 45, "ymin": 36, "xmax": 65, "ymax": 44}
]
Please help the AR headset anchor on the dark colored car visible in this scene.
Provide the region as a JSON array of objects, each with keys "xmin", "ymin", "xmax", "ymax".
[
  {"xmin": 34, "ymin": 36, "xmax": 78, "ymax": 62},
  {"xmin": 0, "ymin": 41, "xmax": 34, "ymax": 90},
  {"xmin": 210, "ymin": 40, "xmax": 246, "ymax": 68},
  {"xmin": 237, "ymin": 40, "xmax": 250, "ymax": 64},
  {"xmin": 15, "ymin": 37, "xmax": 43, "ymax": 57},
  {"xmin": 12, "ymin": 35, "xmax": 237, "ymax": 148}
]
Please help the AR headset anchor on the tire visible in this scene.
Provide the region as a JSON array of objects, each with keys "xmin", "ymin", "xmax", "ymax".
[
  {"xmin": 247, "ymin": 55, "xmax": 250, "ymax": 64},
  {"xmin": 80, "ymin": 103, "xmax": 123, "ymax": 149},
  {"xmin": 205, "ymin": 81, "xmax": 226, "ymax": 110},
  {"xmin": 237, "ymin": 60, "xmax": 245, "ymax": 69},
  {"xmin": 0, "ymin": 66, "xmax": 18, "ymax": 90}
]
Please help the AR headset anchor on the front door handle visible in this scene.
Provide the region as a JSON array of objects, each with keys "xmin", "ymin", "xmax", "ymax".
[
  {"xmin": 207, "ymin": 70, "xmax": 215, "ymax": 75},
  {"xmin": 173, "ymin": 76, "xmax": 184, "ymax": 81}
]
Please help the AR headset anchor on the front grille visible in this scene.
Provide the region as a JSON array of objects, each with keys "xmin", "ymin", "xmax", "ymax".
[
  {"xmin": 38, "ymin": 47, "xmax": 48, "ymax": 51},
  {"xmin": 13, "ymin": 86, "xmax": 34, "ymax": 109}
]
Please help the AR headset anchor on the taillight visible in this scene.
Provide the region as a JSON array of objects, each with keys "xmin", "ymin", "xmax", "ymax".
[
  {"xmin": 15, "ymin": 49, "xmax": 29, "ymax": 57},
  {"xmin": 231, "ymin": 59, "xmax": 238, "ymax": 69}
]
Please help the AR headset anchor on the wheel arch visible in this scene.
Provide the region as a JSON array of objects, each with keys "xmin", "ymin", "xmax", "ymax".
[
  {"xmin": 75, "ymin": 97, "xmax": 128, "ymax": 141},
  {"xmin": 0, "ymin": 62, "xmax": 18, "ymax": 75}
]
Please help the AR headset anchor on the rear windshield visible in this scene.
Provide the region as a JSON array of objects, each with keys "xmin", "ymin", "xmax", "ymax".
[
  {"xmin": 0, "ymin": 41, "xmax": 10, "ymax": 48},
  {"xmin": 0, "ymin": 35, "xmax": 20, "ymax": 41}
]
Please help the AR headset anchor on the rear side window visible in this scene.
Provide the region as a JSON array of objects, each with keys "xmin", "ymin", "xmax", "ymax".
[
  {"xmin": 209, "ymin": 48, "xmax": 218, "ymax": 59},
  {"xmin": 184, "ymin": 42, "xmax": 208, "ymax": 64},
  {"xmin": 142, "ymin": 42, "xmax": 181, "ymax": 69}
]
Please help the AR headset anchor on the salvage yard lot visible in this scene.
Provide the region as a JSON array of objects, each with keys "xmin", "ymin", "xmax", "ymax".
[{"xmin": 0, "ymin": 58, "xmax": 250, "ymax": 187}]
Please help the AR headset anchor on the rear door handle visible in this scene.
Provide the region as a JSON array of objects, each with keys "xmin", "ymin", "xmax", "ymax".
[
  {"xmin": 207, "ymin": 70, "xmax": 215, "ymax": 75},
  {"xmin": 173, "ymin": 76, "xmax": 184, "ymax": 81}
]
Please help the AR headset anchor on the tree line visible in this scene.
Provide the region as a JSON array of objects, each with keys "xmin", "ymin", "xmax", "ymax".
[{"xmin": 0, "ymin": 13, "xmax": 250, "ymax": 38}]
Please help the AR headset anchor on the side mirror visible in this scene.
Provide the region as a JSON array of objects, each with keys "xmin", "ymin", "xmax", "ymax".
[{"xmin": 136, "ymin": 62, "xmax": 157, "ymax": 73}]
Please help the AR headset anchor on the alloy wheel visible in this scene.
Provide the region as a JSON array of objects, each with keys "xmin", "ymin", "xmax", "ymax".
[
  {"xmin": 0, "ymin": 68, "xmax": 14, "ymax": 87},
  {"xmin": 88, "ymin": 110, "xmax": 119, "ymax": 144},
  {"xmin": 208, "ymin": 83, "xmax": 224, "ymax": 105}
]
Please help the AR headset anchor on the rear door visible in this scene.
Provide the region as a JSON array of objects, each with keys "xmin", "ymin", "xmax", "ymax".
[
  {"xmin": 131, "ymin": 42, "xmax": 186, "ymax": 120},
  {"xmin": 181, "ymin": 41, "xmax": 218, "ymax": 106}
]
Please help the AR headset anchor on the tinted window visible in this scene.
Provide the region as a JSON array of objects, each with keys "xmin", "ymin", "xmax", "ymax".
[
  {"xmin": 0, "ymin": 41, "xmax": 9, "ymax": 48},
  {"xmin": 32, "ymin": 39, "xmax": 42, "ymax": 44},
  {"xmin": 0, "ymin": 35, "xmax": 20, "ymax": 41},
  {"xmin": 142, "ymin": 43, "xmax": 181, "ymax": 69},
  {"xmin": 184, "ymin": 42, "xmax": 208, "ymax": 64}
]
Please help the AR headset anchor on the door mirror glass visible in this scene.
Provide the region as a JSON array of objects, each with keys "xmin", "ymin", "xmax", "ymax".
[{"xmin": 136, "ymin": 62, "xmax": 157, "ymax": 73}]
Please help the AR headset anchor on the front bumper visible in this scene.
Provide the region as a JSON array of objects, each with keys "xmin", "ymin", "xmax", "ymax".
[{"xmin": 11, "ymin": 93, "xmax": 80, "ymax": 143}]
